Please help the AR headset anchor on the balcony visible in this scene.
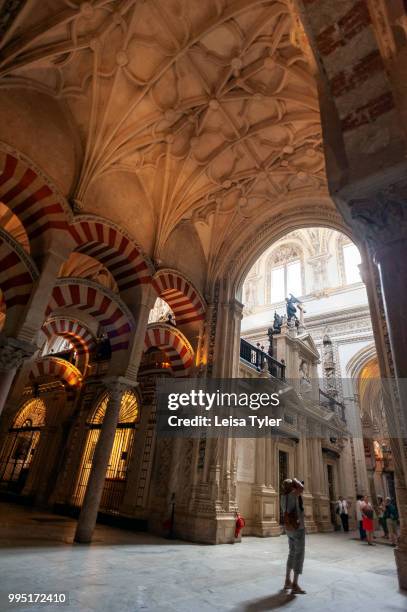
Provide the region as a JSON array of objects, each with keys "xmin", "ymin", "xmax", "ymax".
[{"xmin": 240, "ymin": 338, "xmax": 285, "ymax": 380}]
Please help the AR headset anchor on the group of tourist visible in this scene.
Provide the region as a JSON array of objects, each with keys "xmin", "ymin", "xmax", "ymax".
[
  {"xmin": 280, "ymin": 478, "xmax": 399, "ymax": 596},
  {"xmin": 336, "ymin": 493, "xmax": 398, "ymax": 545},
  {"xmin": 354, "ymin": 494, "xmax": 399, "ymax": 546}
]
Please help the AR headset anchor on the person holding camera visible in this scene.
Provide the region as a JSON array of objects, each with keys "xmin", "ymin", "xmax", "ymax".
[{"xmin": 281, "ymin": 478, "xmax": 306, "ymax": 594}]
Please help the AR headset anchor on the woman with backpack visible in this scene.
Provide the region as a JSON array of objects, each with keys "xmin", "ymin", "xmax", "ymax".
[{"xmin": 280, "ymin": 478, "xmax": 306, "ymax": 594}]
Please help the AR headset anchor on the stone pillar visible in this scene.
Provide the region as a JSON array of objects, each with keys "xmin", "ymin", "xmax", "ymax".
[
  {"xmin": 74, "ymin": 378, "xmax": 131, "ymax": 543},
  {"xmin": 349, "ymin": 187, "xmax": 407, "ymax": 589},
  {"xmin": 310, "ymin": 427, "xmax": 331, "ymax": 532},
  {"xmin": 0, "ymin": 239, "xmax": 73, "ymax": 416},
  {"xmin": 13, "ymin": 245, "xmax": 72, "ymax": 344},
  {"xmin": 0, "ymin": 335, "xmax": 37, "ymax": 416},
  {"xmin": 213, "ymin": 297, "xmax": 243, "ymax": 378},
  {"xmin": 297, "ymin": 416, "xmax": 317, "ymax": 532},
  {"xmin": 123, "ymin": 284, "xmax": 157, "ymax": 381}
]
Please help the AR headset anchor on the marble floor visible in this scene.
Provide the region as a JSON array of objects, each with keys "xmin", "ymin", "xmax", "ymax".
[{"xmin": 0, "ymin": 504, "xmax": 405, "ymax": 612}]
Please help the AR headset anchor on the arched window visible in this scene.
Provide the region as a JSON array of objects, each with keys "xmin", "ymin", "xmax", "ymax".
[
  {"xmin": 267, "ymin": 245, "xmax": 302, "ymax": 303},
  {"xmin": 342, "ymin": 242, "xmax": 361, "ymax": 284},
  {"xmin": 338, "ymin": 236, "xmax": 362, "ymax": 285},
  {"xmin": 0, "ymin": 398, "xmax": 46, "ymax": 492},
  {"xmin": 73, "ymin": 390, "xmax": 139, "ymax": 514}
]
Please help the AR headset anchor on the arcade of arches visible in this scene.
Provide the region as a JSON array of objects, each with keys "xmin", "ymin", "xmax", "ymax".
[{"xmin": 0, "ymin": 0, "xmax": 407, "ymax": 594}]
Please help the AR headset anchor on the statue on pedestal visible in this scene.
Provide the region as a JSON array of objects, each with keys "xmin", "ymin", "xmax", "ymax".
[{"xmin": 286, "ymin": 294, "xmax": 304, "ymax": 328}]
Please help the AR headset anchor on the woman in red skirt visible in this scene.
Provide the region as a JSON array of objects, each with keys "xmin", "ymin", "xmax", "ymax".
[{"xmin": 361, "ymin": 496, "xmax": 375, "ymax": 545}]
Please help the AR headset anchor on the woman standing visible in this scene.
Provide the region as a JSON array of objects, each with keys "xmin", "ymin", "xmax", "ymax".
[
  {"xmin": 280, "ymin": 478, "xmax": 306, "ymax": 594},
  {"xmin": 384, "ymin": 497, "xmax": 399, "ymax": 546},
  {"xmin": 356, "ymin": 494, "xmax": 366, "ymax": 540},
  {"xmin": 376, "ymin": 496, "xmax": 388, "ymax": 538},
  {"xmin": 361, "ymin": 495, "xmax": 375, "ymax": 545}
]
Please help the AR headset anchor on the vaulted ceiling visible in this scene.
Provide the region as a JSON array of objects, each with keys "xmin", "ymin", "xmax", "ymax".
[{"xmin": 0, "ymin": 0, "xmax": 339, "ymax": 287}]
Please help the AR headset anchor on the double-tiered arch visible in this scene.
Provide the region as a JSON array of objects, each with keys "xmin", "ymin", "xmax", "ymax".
[
  {"xmin": 41, "ymin": 317, "xmax": 96, "ymax": 372},
  {"xmin": 144, "ymin": 323, "xmax": 194, "ymax": 376},
  {"xmin": 152, "ymin": 269, "xmax": 206, "ymax": 327},
  {"xmin": 45, "ymin": 277, "xmax": 135, "ymax": 354}
]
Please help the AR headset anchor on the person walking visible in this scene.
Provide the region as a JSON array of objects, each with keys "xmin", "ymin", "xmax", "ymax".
[
  {"xmin": 361, "ymin": 495, "xmax": 375, "ymax": 545},
  {"xmin": 376, "ymin": 496, "xmax": 388, "ymax": 538},
  {"xmin": 281, "ymin": 478, "xmax": 306, "ymax": 595},
  {"xmin": 356, "ymin": 494, "xmax": 366, "ymax": 541},
  {"xmin": 384, "ymin": 497, "xmax": 398, "ymax": 546},
  {"xmin": 336, "ymin": 495, "xmax": 349, "ymax": 532}
]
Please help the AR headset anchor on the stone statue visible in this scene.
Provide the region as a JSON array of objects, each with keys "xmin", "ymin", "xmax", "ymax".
[
  {"xmin": 286, "ymin": 294, "xmax": 302, "ymax": 325},
  {"xmin": 267, "ymin": 327, "xmax": 274, "ymax": 357},
  {"xmin": 273, "ymin": 311, "xmax": 283, "ymax": 333},
  {"xmin": 299, "ymin": 359, "xmax": 312, "ymax": 393},
  {"xmin": 322, "ymin": 333, "xmax": 337, "ymax": 395}
]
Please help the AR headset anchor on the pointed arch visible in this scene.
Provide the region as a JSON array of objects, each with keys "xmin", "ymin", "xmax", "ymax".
[
  {"xmin": 144, "ymin": 323, "xmax": 194, "ymax": 375},
  {"xmin": 69, "ymin": 215, "xmax": 153, "ymax": 291},
  {"xmin": 29, "ymin": 357, "xmax": 82, "ymax": 387},
  {"xmin": 152, "ymin": 269, "xmax": 206, "ymax": 326},
  {"xmin": 45, "ymin": 278, "xmax": 135, "ymax": 353}
]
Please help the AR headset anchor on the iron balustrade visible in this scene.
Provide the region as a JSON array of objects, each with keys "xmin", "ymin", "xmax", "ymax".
[{"xmin": 240, "ymin": 338, "xmax": 285, "ymax": 380}]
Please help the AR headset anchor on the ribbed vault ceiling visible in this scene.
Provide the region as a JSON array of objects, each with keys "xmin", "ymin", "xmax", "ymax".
[{"xmin": 0, "ymin": 0, "xmax": 332, "ymax": 270}]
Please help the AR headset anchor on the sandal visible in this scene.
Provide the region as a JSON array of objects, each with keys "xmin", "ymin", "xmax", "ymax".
[
  {"xmin": 283, "ymin": 580, "xmax": 293, "ymax": 590},
  {"xmin": 291, "ymin": 585, "xmax": 306, "ymax": 594}
]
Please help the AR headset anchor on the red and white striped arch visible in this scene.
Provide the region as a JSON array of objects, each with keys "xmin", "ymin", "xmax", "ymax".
[
  {"xmin": 45, "ymin": 279, "xmax": 134, "ymax": 353},
  {"xmin": 42, "ymin": 318, "xmax": 96, "ymax": 371},
  {"xmin": 69, "ymin": 216, "xmax": 152, "ymax": 291},
  {"xmin": 0, "ymin": 150, "xmax": 70, "ymax": 251},
  {"xmin": 144, "ymin": 324, "xmax": 194, "ymax": 375},
  {"xmin": 0, "ymin": 227, "xmax": 38, "ymax": 333},
  {"xmin": 152, "ymin": 269, "xmax": 205, "ymax": 326},
  {"xmin": 29, "ymin": 357, "xmax": 82, "ymax": 388}
]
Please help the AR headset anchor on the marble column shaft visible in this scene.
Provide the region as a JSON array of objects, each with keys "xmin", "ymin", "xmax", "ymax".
[{"xmin": 74, "ymin": 379, "xmax": 128, "ymax": 543}]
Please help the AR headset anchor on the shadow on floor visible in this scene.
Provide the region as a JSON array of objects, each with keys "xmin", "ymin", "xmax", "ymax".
[
  {"xmin": 0, "ymin": 503, "xmax": 196, "ymax": 548},
  {"xmin": 237, "ymin": 591, "xmax": 296, "ymax": 611}
]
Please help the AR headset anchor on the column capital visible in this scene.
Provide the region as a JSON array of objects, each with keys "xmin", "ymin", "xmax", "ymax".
[
  {"xmin": 349, "ymin": 182, "xmax": 407, "ymax": 254},
  {"xmin": 0, "ymin": 333, "xmax": 37, "ymax": 372},
  {"xmin": 222, "ymin": 298, "xmax": 244, "ymax": 319},
  {"xmin": 103, "ymin": 376, "xmax": 138, "ymax": 400}
]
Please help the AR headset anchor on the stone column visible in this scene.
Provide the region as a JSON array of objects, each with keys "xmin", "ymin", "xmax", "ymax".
[
  {"xmin": 0, "ymin": 238, "xmax": 73, "ymax": 416},
  {"xmin": 349, "ymin": 186, "xmax": 407, "ymax": 588},
  {"xmin": 213, "ymin": 297, "xmax": 243, "ymax": 378},
  {"xmin": 74, "ymin": 378, "xmax": 131, "ymax": 543},
  {"xmin": 123, "ymin": 284, "xmax": 157, "ymax": 381},
  {"xmin": 0, "ymin": 335, "xmax": 37, "ymax": 416}
]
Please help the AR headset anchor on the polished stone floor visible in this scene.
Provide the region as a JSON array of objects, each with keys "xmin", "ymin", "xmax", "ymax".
[{"xmin": 0, "ymin": 503, "xmax": 405, "ymax": 612}]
